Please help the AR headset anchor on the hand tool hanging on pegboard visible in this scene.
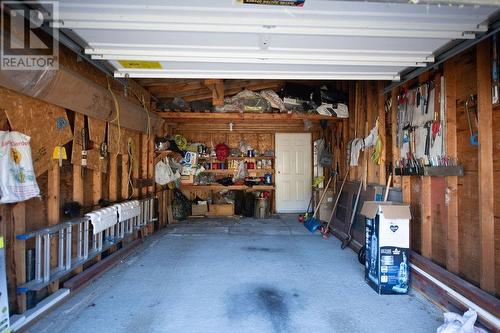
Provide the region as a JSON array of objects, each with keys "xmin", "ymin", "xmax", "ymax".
[{"xmin": 465, "ymin": 95, "xmax": 478, "ymax": 146}]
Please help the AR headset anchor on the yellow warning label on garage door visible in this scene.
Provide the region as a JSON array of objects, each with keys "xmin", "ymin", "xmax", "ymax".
[{"xmin": 118, "ymin": 60, "xmax": 163, "ymax": 69}]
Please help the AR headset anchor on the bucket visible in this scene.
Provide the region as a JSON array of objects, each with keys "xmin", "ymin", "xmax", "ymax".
[{"xmin": 254, "ymin": 197, "xmax": 270, "ymax": 219}]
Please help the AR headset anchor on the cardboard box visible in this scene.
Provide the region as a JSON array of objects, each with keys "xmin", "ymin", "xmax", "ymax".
[
  {"xmin": 207, "ymin": 203, "xmax": 234, "ymax": 216},
  {"xmin": 191, "ymin": 202, "xmax": 208, "ymax": 216},
  {"xmin": 314, "ymin": 189, "xmax": 335, "ymax": 222},
  {"xmin": 180, "ymin": 175, "xmax": 194, "ymax": 184},
  {"xmin": 360, "ymin": 202, "xmax": 411, "ymax": 295}
]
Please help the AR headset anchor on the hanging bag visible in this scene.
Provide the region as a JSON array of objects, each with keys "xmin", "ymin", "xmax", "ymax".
[
  {"xmin": 319, "ymin": 138, "xmax": 333, "ymax": 167},
  {"xmin": 0, "ymin": 131, "xmax": 40, "ymax": 203}
]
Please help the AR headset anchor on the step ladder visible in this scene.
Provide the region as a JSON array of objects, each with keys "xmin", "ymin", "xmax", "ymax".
[{"xmin": 16, "ymin": 197, "xmax": 157, "ymax": 293}]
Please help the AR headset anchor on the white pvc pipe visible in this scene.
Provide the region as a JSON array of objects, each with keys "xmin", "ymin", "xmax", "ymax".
[{"xmin": 410, "ymin": 264, "xmax": 500, "ymax": 329}]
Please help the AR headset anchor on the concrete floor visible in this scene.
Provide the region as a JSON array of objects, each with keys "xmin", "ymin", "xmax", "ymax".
[{"xmin": 28, "ymin": 215, "xmax": 443, "ymax": 333}]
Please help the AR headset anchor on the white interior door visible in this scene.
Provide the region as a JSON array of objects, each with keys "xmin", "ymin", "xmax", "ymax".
[{"xmin": 275, "ymin": 133, "xmax": 312, "ymax": 213}]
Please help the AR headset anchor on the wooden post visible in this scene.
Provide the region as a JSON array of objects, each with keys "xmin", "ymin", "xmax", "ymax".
[
  {"xmin": 121, "ymin": 154, "xmax": 130, "ymax": 200},
  {"xmin": 92, "ymin": 168, "xmax": 102, "ymax": 261},
  {"xmin": 12, "ymin": 203, "xmax": 26, "ymax": 313},
  {"xmin": 147, "ymin": 136, "xmax": 154, "ymax": 233},
  {"xmin": 366, "ymin": 82, "xmax": 377, "ymax": 185},
  {"xmin": 92, "ymin": 169, "xmax": 102, "ymax": 205},
  {"xmin": 108, "ymin": 155, "xmax": 118, "ymax": 202},
  {"xmin": 140, "ymin": 134, "xmax": 148, "ymax": 198},
  {"xmin": 391, "ymin": 87, "xmax": 401, "ymax": 188},
  {"xmin": 421, "ymin": 176, "xmax": 432, "ymax": 258},
  {"xmin": 444, "ymin": 61, "xmax": 459, "ymax": 274},
  {"xmin": 47, "ymin": 161, "xmax": 60, "ymax": 292},
  {"xmin": 377, "ymin": 81, "xmax": 387, "ymax": 186},
  {"xmin": 72, "ymin": 165, "xmax": 84, "ymax": 274},
  {"xmin": 476, "ymin": 39, "xmax": 495, "ymax": 293},
  {"xmin": 203, "ymin": 79, "xmax": 225, "ymax": 106}
]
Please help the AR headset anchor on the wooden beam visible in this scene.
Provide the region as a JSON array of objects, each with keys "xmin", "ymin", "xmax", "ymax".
[
  {"xmin": 92, "ymin": 169, "xmax": 103, "ymax": 205},
  {"xmin": 158, "ymin": 112, "xmax": 340, "ymax": 121},
  {"xmin": 476, "ymin": 39, "xmax": 495, "ymax": 293},
  {"xmin": 391, "ymin": 87, "xmax": 401, "ymax": 188},
  {"xmin": 421, "ymin": 176, "xmax": 432, "ymax": 258},
  {"xmin": 204, "ymin": 79, "xmax": 225, "ymax": 106},
  {"xmin": 47, "ymin": 161, "xmax": 60, "ymax": 293},
  {"xmin": 12, "ymin": 203, "xmax": 26, "ymax": 313},
  {"xmin": 444, "ymin": 61, "xmax": 459, "ymax": 274},
  {"xmin": 0, "ymin": 67, "xmax": 160, "ymax": 134},
  {"xmin": 108, "ymin": 155, "xmax": 118, "ymax": 202},
  {"xmin": 121, "ymin": 154, "xmax": 130, "ymax": 200},
  {"xmin": 377, "ymin": 81, "xmax": 387, "ymax": 185},
  {"xmin": 366, "ymin": 82, "xmax": 377, "ymax": 184},
  {"xmin": 72, "ymin": 164, "xmax": 84, "ymax": 274}
]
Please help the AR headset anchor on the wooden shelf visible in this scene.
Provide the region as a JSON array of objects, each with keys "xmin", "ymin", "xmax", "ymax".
[
  {"xmin": 202, "ymin": 169, "xmax": 274, "ymax": 174},
  {"xmin": 227, "ymin": 156, "xmax": 275, "ymax": 160},
  {"xmin": 158, "ymin": 111, "xmax": 338, "ymax": 121},
  {"xmin": 199, "ymin": 156, "xmax": 275, "ymax": 161},
  {"xmin": 182, "ymin": 184, "xmax": 274, "ymax": 191}
]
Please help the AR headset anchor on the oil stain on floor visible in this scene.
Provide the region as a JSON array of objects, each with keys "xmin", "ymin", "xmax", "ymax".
[{"xmin": 227, "ymin": 284, "xmax": 301, "ymax": 333}]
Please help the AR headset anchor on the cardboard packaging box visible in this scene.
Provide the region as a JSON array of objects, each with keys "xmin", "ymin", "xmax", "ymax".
[
  {"xmin": 360, "ymin": 202, "xmax": 411, "ymax": 295},
  {"xmin": 314, "ymin": 189, "xmax": 335, "ymax": 221},
  {"xmin": 191, "ymin": 202, "xmax": 208, "ymax": 216},
  {"xmin": 180, "ymin": 175, "xmax": 194, "ymax": 184},
  {"xmin": 207, "ymin": 203, "xmax": 234, "ymax": 216}
]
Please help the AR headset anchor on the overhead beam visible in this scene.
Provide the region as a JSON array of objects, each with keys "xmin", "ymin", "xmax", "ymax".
[
  {"xmin": 0, "ymin": 66, "xmax": 161, "ymax": 134},
  {"xmin": 203, "ymin": 80, "xmax": 225, "ymax": 106}
]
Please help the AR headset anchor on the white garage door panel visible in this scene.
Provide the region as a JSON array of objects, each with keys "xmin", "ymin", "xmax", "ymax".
[{"xmin": 52, "ymin": 0, "xmax": 499, "ymax": 80}]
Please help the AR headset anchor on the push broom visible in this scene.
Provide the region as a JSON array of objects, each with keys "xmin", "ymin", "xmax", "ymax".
[{"xmin": 303, "ymin": 175, "xmax": 333, "ymax": 233}]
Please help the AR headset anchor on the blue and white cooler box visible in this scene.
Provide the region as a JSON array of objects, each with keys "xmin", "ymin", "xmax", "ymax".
[{"xmin": 360, "ymin": 202, "xmax": 411, "ymax": 295}]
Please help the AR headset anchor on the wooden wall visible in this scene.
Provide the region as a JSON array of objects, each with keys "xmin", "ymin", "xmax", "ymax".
[
  {"xmin": 0, "ymin": 45, "xmax": 160, "ymax": 314},
  {"xmin": 340, "ymin": 41, "xmax": 499, "ymax": 297}
]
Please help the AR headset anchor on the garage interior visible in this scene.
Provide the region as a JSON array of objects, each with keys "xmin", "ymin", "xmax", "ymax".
[{"xmin": 0, "ymin": 0, "xmax": 500, "ymax": 332}]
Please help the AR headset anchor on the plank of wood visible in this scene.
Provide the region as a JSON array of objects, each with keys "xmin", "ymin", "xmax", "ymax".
[
  {"xmin": 12, "ymin": 203, "xmax": 26, "ymax": 313},
  {"xmin": 476, "ymin": 39, "xmax": 495, "ymax": 293},
  {"xmin": 92, "ymin": 169, "xmax": 103, "ymax": 205},
  {"xmin": 421, "ymin": 176, "xmax": 432, "ymax": 258},
  {"xmin": 47, "ymin": 161, "xmax": 60, "ymax": 293},
  {"xmin": 0, "ymin": 66, "xmax": 160, "ymax": 134},
  {"xmin": 121, "ymin": 154, "xmax": 130, "ymax": 200},
  {"xmin": 108, "ymin": 155, "xmax": 118, "ymax": 202},
  {"xmin": 63, "ymin": 240, "xmax": 141, "ymax": 292},
  {"xmin": 444, "ymin": 60, "xmax": 460, "ymax": 274},
  {"xmin": 1, "ymin": 87, "xmax": 73, "ymax": 176},
  {"xmin": 366, "ymin": 82, "xmax": 377, "ymax": 184},
  {"xmin": 203, "ymin": 79, "xmax": 225, "ymax": 106},
  {"xmin": 72, "ymin": 165, "xmax": 84, "ymax": 274},
  {"xmin": 391, "ymin": 88, "xmax": 401, "ymax": 188},
  {"xmin": 377, "ymin": 81, "xmax": 387, "ymax": 185},
  {"xmin": 88, "ymin": 117, "xmax": 106, "ymax": 145},
  {"xmin": 158, "ymin": 112, "xmax": 338, "ymax": 121}
]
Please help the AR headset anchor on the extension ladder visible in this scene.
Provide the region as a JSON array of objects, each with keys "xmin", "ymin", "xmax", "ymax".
[{"xmin": 16, "ymin": 197, "xmax": 157, "ymax": 293}]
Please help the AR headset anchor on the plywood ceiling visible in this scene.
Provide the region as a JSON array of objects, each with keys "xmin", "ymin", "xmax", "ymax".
[{"xmin": 54, "ymin": 0, "xmax": 498, "ymax": 81}]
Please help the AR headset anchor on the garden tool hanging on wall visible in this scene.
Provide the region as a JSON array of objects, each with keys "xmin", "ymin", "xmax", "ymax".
[{"xmin": 464, "ymin": 95, "xmax": 478, "ymax": 146}]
